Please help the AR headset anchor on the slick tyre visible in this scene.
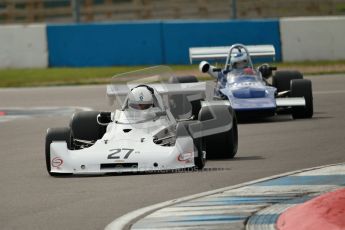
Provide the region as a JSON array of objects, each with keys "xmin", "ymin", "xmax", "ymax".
[
  {"xmin": 45, "ymin": 127, "xmax": 72, "ymax": 176},
  {"xmin": 273, "ymin": 71, "xmax": 303, "ymax": 93},
  {"xmin": 198, "ymin": 105, "xmax": 238, "ymax": 159},
  {"xmin": 290, "ymin": 79, "xmax": 313, "ymax": 119},
  {"xmin": 176, "ymin": 121, "xmax": 205, "ymax": 170},
  {"xmin": 168, "ymin": 76, "xmax": 201, "ymax": 119},
  {"xmin": 169, "ymin": 75, "xmax": 198, "ymax": 83},
  {"xmin": 193, "ymin": 137, "xmax": 205, "ymax": 170},
  {"xmin": 70, "ymin": 111, "xmax": 106, "ymax": 141}
]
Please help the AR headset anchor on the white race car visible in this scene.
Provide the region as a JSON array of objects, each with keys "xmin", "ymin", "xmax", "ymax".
[{"xmin": 45, "ymin": 66, "xmax": 238, "ymax": 176}]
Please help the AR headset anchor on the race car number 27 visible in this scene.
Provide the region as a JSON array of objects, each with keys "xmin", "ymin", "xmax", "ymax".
[{"xmin": 108, "ymin": 148, "xmax": 134, "ymax": 159}]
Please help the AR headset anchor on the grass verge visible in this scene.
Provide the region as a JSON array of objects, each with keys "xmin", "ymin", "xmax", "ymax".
[{"xmin": 0, "ymin": 60, "xmax": 345, "ymax": 88}]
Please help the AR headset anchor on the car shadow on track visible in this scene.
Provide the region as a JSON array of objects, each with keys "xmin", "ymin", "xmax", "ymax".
[
  {"xmin": 49, "ymin": 169, "xmax": 214, "ymax": 178},
  {"xmin": 208, "ymin": 155, "xmax": 265, "ymax": 162},
  {"xmin": 230, "ymin": 155, "xmax": 265, "ymax": 161},
  {"xmin": 238, "ymin": 115, "xmax": 292, "ymax": 124},
  {"xmin": 238, "ymin": 114, "xmax": 332, "ymax": 124},
  {"xmin": 49, "ymin": 165, "xmax": 239, "ymax": 178}
]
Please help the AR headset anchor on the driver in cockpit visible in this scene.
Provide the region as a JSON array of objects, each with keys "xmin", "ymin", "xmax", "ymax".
[
  {"xmin": 120, "ymin": 85, "xmax": 162, "ymax": 123},
  {"xmin": 98, "ymin": 85, "xmax": 159, "ymax": 128},
  {"xmin": 229, "ymin": 53, "xmax": 255, "ymax": 76},
  {"xmin": 128, "ymin": 85, "xmax": 154, "ymax": 111},
  {"xmin": 214, "ymin": 52, "xmax": 255, "ymax": 98}
]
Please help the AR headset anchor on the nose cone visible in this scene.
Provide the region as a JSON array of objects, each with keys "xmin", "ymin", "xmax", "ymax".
[{"xmin": 232, "ymin": 87, "xmax": 266, "ymax": 98}]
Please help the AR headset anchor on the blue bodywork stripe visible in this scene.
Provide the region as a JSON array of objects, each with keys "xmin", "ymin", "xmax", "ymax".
[{"xmin": 234, "ymin": 107, "xmax": 276, "ymax": 111}]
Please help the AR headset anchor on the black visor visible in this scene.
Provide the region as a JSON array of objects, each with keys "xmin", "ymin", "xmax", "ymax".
[{"xmin": 129, "ymin": 103, "xmax": 152, "ymax": 110}]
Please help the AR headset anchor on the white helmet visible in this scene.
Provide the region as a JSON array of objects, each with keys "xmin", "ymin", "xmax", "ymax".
[
  {"xmin": 231, "ymin": 52, "xmax": 249, "ymax": 69},
  {"xmin": 128, "ymin": 86, "xmax": 153, "ymax": 110}
]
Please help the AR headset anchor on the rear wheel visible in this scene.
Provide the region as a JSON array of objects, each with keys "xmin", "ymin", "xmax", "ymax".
[
  {"xmin": 169, "ymin": 75, "xmax": 198, "ymax": 83},
  {"xmin": 273, "ymin": 71, "xmax": 303, "ymax": 93},
  {"xmin": 290, "ymin": 79, "xmax": 313, "ymax": 119},
  {"xmin": 198, "ymin": 105, "xmax": 238, "ymax": 159},
  {"xmin": 168, "ymin": 76, "xmax": 201, "ymax": 119},
  {"xmin": 45, "ymin": 127, "xmax": 72, "ymax": 176}
]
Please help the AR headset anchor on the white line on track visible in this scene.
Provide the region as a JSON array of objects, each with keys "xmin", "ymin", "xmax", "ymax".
[{"xmin": 0, "ymin": 106, "xmax": 92, "ymax": 122}]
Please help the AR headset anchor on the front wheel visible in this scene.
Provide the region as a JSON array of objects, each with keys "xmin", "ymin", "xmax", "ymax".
[
  {"xmin": 176, "ymin": 121, "xmax": 205, "ymax": 170},
  {"xmin": 290, "ymin": 79, "xmax": 313, "ymax": 119},
  {"xmin": 45, "ymin": 127, "xmax": 72, "ymax": 176},
  {"xmin": 70, "ymin": 111, "xmax": 106, "ymax": 146},
  {"xmin": 193, "ymin": 137, "xmax": 205, "ymax": 170}
]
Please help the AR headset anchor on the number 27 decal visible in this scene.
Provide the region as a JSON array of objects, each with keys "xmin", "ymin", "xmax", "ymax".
[{"xmin": 108, "ymin": 148, "xmax": 134, "ymax": 159}]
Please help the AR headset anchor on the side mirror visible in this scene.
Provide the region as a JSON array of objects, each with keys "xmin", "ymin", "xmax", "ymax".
[
  {"xmin": 259, "ymin": 64, "xmax": 276, "ymax": 79},
  {"xmin": 199, "ymin": 61, "xmax": 210, "ymax": 73}
]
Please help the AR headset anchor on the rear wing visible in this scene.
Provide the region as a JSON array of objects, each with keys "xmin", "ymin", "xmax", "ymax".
[
  {"xmin": 189, "ymin": 44, "xmax": 276, "ymax": 63},
  {"xmin": 106, "ymin": 82, "xmax": 209, "ymax": 106}
]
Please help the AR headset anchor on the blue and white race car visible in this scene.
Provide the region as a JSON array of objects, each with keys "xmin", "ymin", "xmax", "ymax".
[{"xmin": 189, "ymin": 44, "xmax": 313, "ymax": 119}]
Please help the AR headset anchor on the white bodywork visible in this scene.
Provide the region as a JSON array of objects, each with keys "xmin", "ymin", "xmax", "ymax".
[
  {"xmin": 50, "ymin": 96, "xmax": 199, "ymax": 174},
  {"xmin": 50, "ymin": 114, "xmax": 196, "ymax": 174},
  {"xmin": 49, "ymin": 67, "xmax": 211, "ymax": 175}
]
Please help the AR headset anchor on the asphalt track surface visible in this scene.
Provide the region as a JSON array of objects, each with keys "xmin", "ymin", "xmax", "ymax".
[{"xmin": 0, "ymin": 74, "xmax": 344, "ymax": 230}]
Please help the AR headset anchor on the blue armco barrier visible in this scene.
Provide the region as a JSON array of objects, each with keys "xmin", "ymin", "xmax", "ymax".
[
  {"xmin": 47, "ymin": 20, "xmax": 281, "ymax": 67},
  {"xmin": 47, "ymin": 22, "xmax": 163, "ymax": 67},
  {"xmin": 162, "ymin": 20, "xmax": 282, "ymax": 64}
]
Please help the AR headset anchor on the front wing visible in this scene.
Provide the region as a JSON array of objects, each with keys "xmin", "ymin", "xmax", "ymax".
[{"xmin": 49, "ymin": 137, "xmax": 196, "ymax": 175}]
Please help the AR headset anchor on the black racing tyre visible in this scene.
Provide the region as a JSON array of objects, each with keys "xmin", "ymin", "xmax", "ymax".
[
  {"xmin": 290, "ymin": 79, "xmax": 313, "ymax": 119},
  {"xmin": 168, "ymin": 76, "xmax": 201, "ymax": 120},
  {"xmin": 176, "ymin": 121, "xmax": 205, "ymax": 170},
  {"xmin": 169, "ymin": 96, "xmax": 201, "ymax": 120},
  {"xmin": 190, "ymin": 100, "xmax": 202, "ymax": 120},
  {"xmin": 198, "ymin": 105, "xmax": 238, "ymax": 159},
  {"xmin": 169, "ymin": 75, "xmax": 198, "ymax": 83},
  {"xmin": 45, "ymin": 127, "xmax": 72, "ymax": 176},
  {"xmin": 193, "ymin": 137, "xmax": 205, "ymax": 170},
  {"xmin": 70, "ymin": 111, "xmax": 106, "ymax": 141},
  {"xmin": 273, "ymin": 71, "xmax": 303, "ymax": 93}
]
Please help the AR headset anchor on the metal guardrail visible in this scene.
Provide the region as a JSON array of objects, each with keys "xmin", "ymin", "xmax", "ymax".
[
  {"xmin": 0, "ymin": 0, "xmax": 233, "ymax": 23},
  {"xmin": 0, "ymin": 0, "xmax": 344, "ymax": 24}
]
